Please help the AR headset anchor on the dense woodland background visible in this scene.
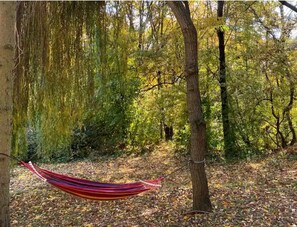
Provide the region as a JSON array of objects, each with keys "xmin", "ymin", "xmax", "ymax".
[{"xmin": 13, "ymin": 1, "xmax": 297, "ymax": 162}]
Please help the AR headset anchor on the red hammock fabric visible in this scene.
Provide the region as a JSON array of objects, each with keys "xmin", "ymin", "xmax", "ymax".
[{"xmin": 19, "ymin": 161, "xmax": 163, "ymax": 200}]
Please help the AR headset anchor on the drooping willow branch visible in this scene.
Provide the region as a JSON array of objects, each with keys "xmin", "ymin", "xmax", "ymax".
[{"xmin": 13, "ymin": 2, "xmax": 105, "ymax": 159}]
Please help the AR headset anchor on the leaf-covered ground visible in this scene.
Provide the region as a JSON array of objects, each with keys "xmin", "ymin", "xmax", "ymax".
[{"xmin": 10, "ymin": 144, "xmax": 296, "ymax": 226}]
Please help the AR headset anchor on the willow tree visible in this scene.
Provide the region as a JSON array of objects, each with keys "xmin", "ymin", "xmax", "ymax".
[
  {"xmin": 0, "ymin": 2, "xmax": 15, "ymax": 226},
  {"xmin": 13, "ymin": 2, "xmax": 105, "ymax": 160},
  {"xmin": 168, "ymin": 1, "xmax": 212, "ymax": 212}
]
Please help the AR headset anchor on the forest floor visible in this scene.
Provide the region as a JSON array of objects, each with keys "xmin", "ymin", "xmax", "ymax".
[{"xmin": 10, "ymin": 144, "xmax": 296, "ymax": 226}]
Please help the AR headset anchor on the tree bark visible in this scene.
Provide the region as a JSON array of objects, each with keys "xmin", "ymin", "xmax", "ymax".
[
  {"xmin": 217, "ymin": 0, "xmax": 236, "ymax": 158},
  {"xmin": 168, "ymin": 1, "xmax": 212, "ymax": 212},
  {"xmin": 0, "ymin": 2, "xmax": 15, "ymax": 226}
]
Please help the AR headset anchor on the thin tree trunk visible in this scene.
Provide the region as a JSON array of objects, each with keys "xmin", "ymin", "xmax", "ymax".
[
  {"xmin": 0, "ymin": 2, "xmax": 15, "ymax": 226},
  {"xmin": 217, "ymin": 0, "xmax": 236, "ymax": 158},
  {"xmin": 138, "ymin": 1, "xmax": 145, "ymax": 50},
  {"xmin": 157, "ymin": 70, "xmax": 165, "ymax": 140},
  {"xmin": 284, "ymin": 86, "xmax": 296, "ymax": 146},
  {"xmin": 279, "ymin": 6, "xmax": 296, "ymax": 146},
  {"xmin": 287, "ymin": 113, "xmax": 296, "ymax": 145},
  {"xmin": 168, "ymin": 1, "xmax": 212, "ymax": 212}
]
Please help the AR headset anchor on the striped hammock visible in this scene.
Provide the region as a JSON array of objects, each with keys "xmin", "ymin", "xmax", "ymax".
[{"xmin": 19, "ymin": 161, "xmax": 163, "ymax": 200}]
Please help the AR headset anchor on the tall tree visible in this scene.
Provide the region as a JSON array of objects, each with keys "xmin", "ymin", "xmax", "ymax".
[
  {"xmin": 167, "ymin": 1, "xmax": 212, "ymax": 212},
  {"xmin": 217, "ymin": 0, "xmax": 236, "ymax": 158},
  {"xmin": 0, "ymin": 2, "xmax": 16, "ymax": 226}
]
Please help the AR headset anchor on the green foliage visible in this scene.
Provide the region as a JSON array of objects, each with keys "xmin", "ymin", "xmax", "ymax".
[
  {"xmin": 12, "ymin": 1, "xmax": 297, "ymax": 161},
  {"xmin": 13, "ymin": 2, "xmax": 105, "ymax": 161}
]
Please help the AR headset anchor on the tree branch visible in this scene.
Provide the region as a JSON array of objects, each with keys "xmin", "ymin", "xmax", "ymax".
[
  {"xmin": 167, "ymin": 1, "xmax": 192, "ymax": 28},
  {"xmin": 250, "ymin": 7, "xmax": 278, "ymax": 41},
  {"xmin": 140, "ymin": 74, "xmax": 185, "ymax": 93},
  {"xmin": 279, "ymin": 1, "xmax": 297, "ymax": 13}
]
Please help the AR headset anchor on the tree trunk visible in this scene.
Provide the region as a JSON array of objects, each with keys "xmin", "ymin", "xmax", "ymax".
[
  {"xmin": 0, "ymin": 2, "xmax": 15, "ymax": 226},
  {"xmin": 138, "ymin": 1, "xmax": 145, "ymax": 50},
  {"xmin": 284, "ymin": 84, "xmax": 296, "ymax": 146},
  {"xmin": 287, "ymin": 113, "xmax": 296, "ymax": 145},
  {"xmin": 168, "ymin": 1, "xmax": 212, "ymax": 212},
  {"xmin": 217, "ymin": 0, "xmax": 236, "ymax": 159}
]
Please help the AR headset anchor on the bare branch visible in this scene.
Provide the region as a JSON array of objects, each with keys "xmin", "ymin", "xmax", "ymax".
[
  {"xmin": 140, "ymin": 74, "xmax": 185, "ymax": 93},
  {"xmin": 279, "ymin": 1, "xmax": 297, "ymax": 13},
  {"xmin": 249, "ymin": 7, "xmax": 278, "ymax": 41}
]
